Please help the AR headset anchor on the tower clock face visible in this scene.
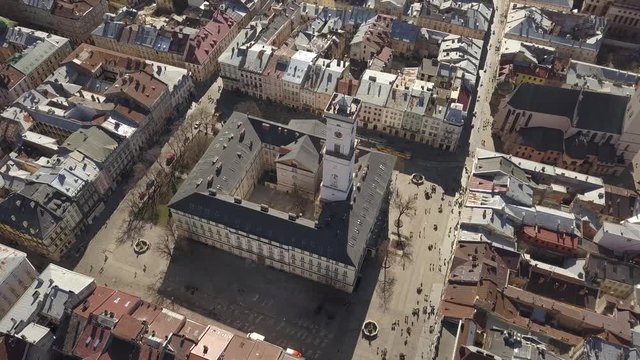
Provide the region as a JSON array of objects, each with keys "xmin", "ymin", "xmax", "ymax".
[{"xmin": 334, "ymin": 131, "xmax": 343, "ymax": 139}]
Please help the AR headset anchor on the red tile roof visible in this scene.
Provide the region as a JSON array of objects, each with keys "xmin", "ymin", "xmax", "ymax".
[
  {"xmin": 105, "ymin": 70, "xmax": 167, "ymax": 110},
  {"xmin": 73, "ymin": 286, "xmax": 116, "ymax": 320},
  {"xmin": 167, "ymin": 334, "xmax": 197, "ymax": 360},
  {"xmin": 520, "ymin": 225, "xmax": 577, "ymax": 253},
  {"xmin": 72, "ymin": 323, "xmax": 111, "ymax": 359},
  {"xmin": 91, "ymin": 290, "xmax": 141, "ymax": 320},
  {"xmin": 131, "ymin": 301, "xmax": 161, "ymax": 323},
  {"xmin": 220, "ymin": 337, "xmax": 255, "ymax": 359},
  {"xmin": 51, "ymin": 0, "xmax": 95, "ymax": 20},
  {"xmin": 147, "ymin": 308, "xmax": 185, "ymax": 343},
  {"xmin": 504, "ymin": 285, "xmax": 632, "ymax": 342},
  {"xmin": 186, "ymin": 11, "xmax": 236, "ymax": 65},
  {"xmin": 63, "ymin": 44, "xmax": 149, "ymax": 75},
  {"xmin": 111, "ymin": 314, "xmax": 144, "ymax": 342},
  {"xmin": 177, "ymin": 319, "xmax": 207, "ymax": 342},
  {"xmin": 190, "ymin": 326, "xmax": 234, "ymax": 360},
  {"xmin": 0, "ymin": 65, "xmax": 25, "ymax": 91},
  {"xmin": 137, "ymin": 344, "xmax": 162, "ymax": 360},
  {"xmin": 113, "ymin": 105, "xmax": 146, "ymax": 125}
]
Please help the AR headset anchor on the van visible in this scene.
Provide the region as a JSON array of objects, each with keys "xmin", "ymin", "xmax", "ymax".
[{"xmin": 247, "ymin": 332, "xmax": 265, "ymax": 341}]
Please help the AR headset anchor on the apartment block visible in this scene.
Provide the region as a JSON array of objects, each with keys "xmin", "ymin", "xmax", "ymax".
[
  {"xmin": 505, "ymin": 3, "xmax": 606, "ymax": 63},
  {"xmin": 581, "ymin": 0, "xmax": 640, "ymax": 43},
  {"xmin": 3, "ymin": 0, "xmax": 108, "ymax": 42},
  {"xmin": 0, "ymin": 44, "xmax": 193, "ymax": 260},
  {"xmin": 435, "ymin": 149, "xmax": 640, "ymax": 359},
  {"xmin": 91, "ymin": 8, "xmax": 238, "ymax": 83},
  {"xmin": 0, "ymin": 25, "xmax": 72, "ymax": 107}
]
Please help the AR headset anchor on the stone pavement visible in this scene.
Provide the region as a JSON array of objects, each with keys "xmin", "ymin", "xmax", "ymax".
[{"xmin": 350, "ymin": 172, "xmax": 458, "ymax": 360}]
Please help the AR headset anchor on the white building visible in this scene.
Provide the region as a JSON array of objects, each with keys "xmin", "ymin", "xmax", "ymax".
[
  {"xmin": 356, "ymin": 70, "xmax": 397, "ymax": 130},
  {"xmin": 0, "ymin": 244, "xmax": 37, "ymax": 318},
  {"xmin": 594, "ymin": 222, "xmax": 640, "ymax": 256},
  {"xmin": 169, "ymin": 105, "xmax": 395, "ymax": 292},
  {"xmin": 0, "ymin": 264, "xmax": 95, "ymax": 345},
  {"xmin": 282, "ymin": 50, "xmax": 318, "ymax": 108}
]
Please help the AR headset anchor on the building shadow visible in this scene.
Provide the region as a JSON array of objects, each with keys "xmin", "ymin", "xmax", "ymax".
[{"xmin": 156, "ymin": 240, "xmax": 380, "ymax": 360}]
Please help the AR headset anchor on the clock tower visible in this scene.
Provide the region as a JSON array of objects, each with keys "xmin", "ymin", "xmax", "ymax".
[{"xmin": 320, "ymin": 93, "xmax": 361, "ymax": 202}]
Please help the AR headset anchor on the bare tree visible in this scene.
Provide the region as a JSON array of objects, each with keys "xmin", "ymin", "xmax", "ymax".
[
  {"xmin": 377, "ymin": 269, "xmax": 396, "ymax": 311},
  {"xmin": 130, "ymin": 163, "xmax": 147, "ymax": 185},
  {"xmin": 291, "ymin": 184, "xmax": 306, "ymax": 215},
  {"xmin": 188, "ymin": 105, "xmax": 213, "ymax": 124},
  {"xmin": 392, "ymin": 190, "xmax": 417, "ymax": 250},
  {"xmin": 177, "ymin": 133, "xmax": 212, "ymax": 172},
  {"xmin": 142, "ymin": 146, "xmax": 162, "ymax": 167},
  {"xmin": 155, "ymin": 231, "xmax": 176, "ymax": 260},
  {"xmin": 376, "ymin": 239, "xmax": 395, "ymax": 311}
]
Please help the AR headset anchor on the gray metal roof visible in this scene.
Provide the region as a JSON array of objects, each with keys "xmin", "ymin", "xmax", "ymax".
[
  {"xmin": 566, "ymin": 60, "xmax": 639, "ymax": 97},
  {"xmin": 507, "ymin": 83, "xmax": 629, "ymax": 135},
  {"xmin": 506, "ymin": 4, "xmax": 603, "ymax": 51},
  {"xmin": 2, "ymin": 27, "xmax": 69, "ymax": 76},
  {"xmin": 0, "ymin": 264, "xmax": 94, "ymax": 336},
  {"xmin": 219, "ymin": 22, "xmax": 265, "ymax": 69},
  {"xmin": 61, "ymin": 127, "xmax": 118, "ymax": 165},
  {"xmin": 276, "ymin": 135, "xmax": 320, "ymax": 173},
  {"xmin": 169, "ymin": 112, "xmax": 396, "ymax": 265},
  {"xmin": 315, "ymin": 59, "xmax": 346, "ymax": 94},
  {"xmin": 0, "ymin": 183, "xmax": 72, "ymax": 241},
  {"xmin": 288, "ymin": 119, "xmax": 327, "ymax": 139},
  {"xmin": 283, "ymin": 51, "xmax": 317, "ymax": 85},
  {"xmin": 356, "ymin": 70, "xmax": 397, "ymax": 107},
  {"xmin": 0, "ymin": 244, "xmax": 30, "ymax": 290}
]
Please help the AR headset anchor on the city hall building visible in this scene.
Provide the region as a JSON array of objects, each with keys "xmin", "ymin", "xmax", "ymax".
[{"xmin": 169, "ymin": 94, "xmax": 395, "ymax": 292}]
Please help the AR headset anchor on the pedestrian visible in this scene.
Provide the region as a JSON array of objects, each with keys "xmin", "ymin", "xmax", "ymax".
[{"xmin": 143, "ymin": 265, "xmax": 147, "ymax": 272}]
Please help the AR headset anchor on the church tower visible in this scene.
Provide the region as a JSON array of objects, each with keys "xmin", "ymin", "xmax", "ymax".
[{"xmin": 320, "ymin": 93, "xmax": 361, "ymax": 202}]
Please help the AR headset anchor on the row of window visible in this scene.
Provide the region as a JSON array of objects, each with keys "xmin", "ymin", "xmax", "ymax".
[
  {"xmin": 184, "ymin": 225, "xmax": 352, "ymax": 285},
  {"xmin": 176, "ymin": 214, "xmax": 352, "ymax": 267}
]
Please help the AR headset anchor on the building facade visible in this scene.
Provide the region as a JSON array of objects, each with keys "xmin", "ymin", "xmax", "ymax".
[
  {"xmin": 91, "ymin": 8, "xmax": 238, "ymax": 83},
  {"xmin": 3, "ymin": 0, "xmax": 108, "ymax": 42},
  {"xmin": 0, "ymin": 26, "xmax": 72, "ymax": 107},
  {"xmin": 581, "ymin": 0, "xmax": 640, "ymax": 43}
]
